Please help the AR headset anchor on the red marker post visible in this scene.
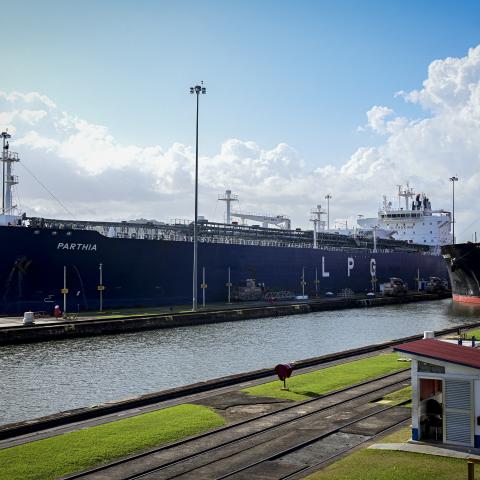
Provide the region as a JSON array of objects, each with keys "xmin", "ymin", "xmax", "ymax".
[{"xmin": 275, "ymin": 363, "xmax": 293, "ymax": 390}]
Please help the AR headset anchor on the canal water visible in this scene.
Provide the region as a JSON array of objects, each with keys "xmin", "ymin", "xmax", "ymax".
[{"xmin": 1, "ymin": 299, "xmax": 479, "ymax": 426}]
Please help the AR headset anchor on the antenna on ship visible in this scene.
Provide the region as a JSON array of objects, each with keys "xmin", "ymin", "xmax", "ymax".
[
  {"xmin": 1, "ymin": 131, "xmax": 19, "ymax": 220},
  {"xmin": 397, "ymin": 183, "xmax": 415, "ymax": 210},
  {"xmin": 310, "ymin": 205, "xmax": 326, "ymax": 249},
  {"xmin": 218, "ymin": 189, "xmax": 238, "ymax": 224}
]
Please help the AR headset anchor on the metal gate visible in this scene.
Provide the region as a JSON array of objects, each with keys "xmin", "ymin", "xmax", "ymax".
[{"xmin": 444, "ymin": 379, "xmax": 473, "ymax": 446}]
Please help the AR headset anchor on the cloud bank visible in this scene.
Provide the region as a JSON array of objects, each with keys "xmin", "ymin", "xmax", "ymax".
[{"xmin": 1, "ymin": 45, "xmax": 480, "ymax": 241}]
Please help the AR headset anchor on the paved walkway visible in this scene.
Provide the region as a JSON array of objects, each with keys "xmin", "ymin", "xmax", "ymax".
[
  {"xmin": 370, "ymin": 442, "xmax": 480, "ymax": 459},
  {"xmin": 0, "ymin": 296, "xmax": 347, "ymax": 329}
]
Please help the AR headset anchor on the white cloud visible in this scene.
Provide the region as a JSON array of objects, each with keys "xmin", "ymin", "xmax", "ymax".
[
  {"xmin": 399, "ymin": 46, "xmax": 480, "ymax": 113},
  {"xmin": 2, "ymin": 44, "xmax": 480, "ymax": 241},
  {"xmin": 365, "ymin": 105, "xmax": 394, "ymax": 134},
  {"xmin": 0, "ymin": 91, "xmax": 57, "ymax": 109}
]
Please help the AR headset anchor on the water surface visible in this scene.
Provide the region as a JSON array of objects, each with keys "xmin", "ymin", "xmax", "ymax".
[{"xmin": 1, "ymin": 299, "xmax": 478, "ymax": 425}]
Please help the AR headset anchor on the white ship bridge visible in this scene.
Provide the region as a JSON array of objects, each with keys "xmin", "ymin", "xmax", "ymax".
[{"xmin": 357, "ymin": 185, "xmax": 452, "ymax": 248}]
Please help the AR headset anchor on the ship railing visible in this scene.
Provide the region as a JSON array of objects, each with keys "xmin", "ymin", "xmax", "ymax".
[{"xmin": 26, "ymin": 217, "xmax": 432, "ymax": 254}]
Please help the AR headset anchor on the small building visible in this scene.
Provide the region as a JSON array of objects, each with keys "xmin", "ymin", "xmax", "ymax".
[{"xmin": 394, "ymin": 338, "xmax": 480, "ymax": 448}]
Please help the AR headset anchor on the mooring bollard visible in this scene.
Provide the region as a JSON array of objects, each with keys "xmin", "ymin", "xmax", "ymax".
[{"xmin": 23, "ymin": 311, "xmax": 34, "ymax": 326}]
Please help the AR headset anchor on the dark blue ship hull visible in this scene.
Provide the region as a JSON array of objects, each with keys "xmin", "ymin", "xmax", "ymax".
[{"xmin": 0, "ymin": 226, "xmax": 448, "ymax": 314}]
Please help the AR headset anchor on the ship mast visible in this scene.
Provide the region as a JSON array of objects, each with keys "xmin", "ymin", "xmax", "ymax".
[
  {"xmin": 310, "ymin": 204, "xmax": 326, "ymax": 249},
  {"xmin": 397, "ymin": 183, "xmax": 415, "ymax": 210},
  {"xmin": 218, "ymin": 189, "xmax": 239, "ymax": 224},
  {"xmin": 1, "ymin": 131, "xmax": 19, "ymax": 217}
]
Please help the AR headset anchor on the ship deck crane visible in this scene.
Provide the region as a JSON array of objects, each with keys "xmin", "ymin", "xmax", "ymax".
[{"xmin": 231, "ymin": 211, "xmax": 291, "ymax": 230}]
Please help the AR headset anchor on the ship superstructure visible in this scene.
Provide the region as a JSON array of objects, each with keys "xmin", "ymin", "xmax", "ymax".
[{"xmin": 357, "ymin": 184, "xmax": 452, "ymax": 248}]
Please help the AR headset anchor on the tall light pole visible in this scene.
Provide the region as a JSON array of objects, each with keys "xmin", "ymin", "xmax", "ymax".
[
  {"xmin": 325, "ymin": 194, "xmax": 332, "ymax": 230},
  {"xmin": 190, "ymin": 82, "xmax": 206, "ymax": 311},
  {"xmin": 449, "ymin": 176, "xmax": 458, "ymax": 244}
]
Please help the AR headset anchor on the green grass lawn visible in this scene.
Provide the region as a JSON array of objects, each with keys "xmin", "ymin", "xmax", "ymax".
[
  {"xmin": 305, "ymin": 427, "xmax": 465, "ymax": 480},
  {"xmin": 463, "ymin": 328, "xmax": 480, "ymax": 339},
  {"xmin": 0, "ymin": 404, "xmax": 224, "ymax": 480},
  {"xmin": 242, "ymin": 353, "xmax": 407, "ymax": 401},
  {"xmin": 373, "ymin": 386, "xmax": 412, "ymax": 407}
]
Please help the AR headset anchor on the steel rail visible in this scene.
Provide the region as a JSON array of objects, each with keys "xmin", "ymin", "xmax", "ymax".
[
  {"xmin": 213, "ymin": 398, "xmax": 412, "ymax": 480},
  {"xmin": 68, "ymin": 369, "xmax": 409, "ymax": 480},
  {"xmin": 280, "ymin": 417, "xmax": 412, "ymax": 480}
]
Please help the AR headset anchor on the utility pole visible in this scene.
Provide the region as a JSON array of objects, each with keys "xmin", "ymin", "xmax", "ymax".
[
  {"xmin": 189, "ymin": 82, "xmax": 206, "ymax": 311},
  {"xmin": 325, "ymin": 194, "xmax": 332, "ymax": 230},
  {"xmin": 62, "ymin": 266, "xmax": 68, "ymax": 314},
  {"xmin": 301, "ymin": 267, "xmax": 306, "ymax": 297},
  {"xmin": 226, "ymin": 267, "xmax": 232, "ymax": 304},
  {"xmin": 99, "ymin": 263, "xmax": 104, "ymax": 311},
  {"xmin": 201, "ymin": 266, "xmax": 206, "ymax": 308},
  {"xmin": 449, "ymin": 176, "xmax": 458, "ymax": 244}
]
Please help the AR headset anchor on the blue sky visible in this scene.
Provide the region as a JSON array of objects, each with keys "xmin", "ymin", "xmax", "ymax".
[
  {"xmin": 4, "ymin": 0, "xmax": 480, "ymax": 164},
  {"xmin": 2, "ymin": 1, "xmax": 480, "ymax": 241}
]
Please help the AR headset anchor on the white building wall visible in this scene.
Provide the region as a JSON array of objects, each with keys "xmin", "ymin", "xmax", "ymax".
[{"xmin": 405, "ymin": 354, "xmax": 480, "ymax": 445}]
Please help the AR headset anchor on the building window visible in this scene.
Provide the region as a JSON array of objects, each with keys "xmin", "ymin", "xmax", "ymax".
[{"xmin": 418, "ymin": 361, "xmax": 445, "ymax": 374}]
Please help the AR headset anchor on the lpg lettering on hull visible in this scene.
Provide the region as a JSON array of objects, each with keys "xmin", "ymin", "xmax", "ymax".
[
  {"xmin": 370, "ymin": 258, "xmax": 377, "ymax": 276},
  {"xmin": 347, "ymin": 257, "xmax": 355, "ymax": 277},
  {"xmin": 321, "ymin": 256, "xmax": 330, "ymax": 278},
  {"xmin": 57, "ymin": 243, "xmax": 97, "ymax": 251}
]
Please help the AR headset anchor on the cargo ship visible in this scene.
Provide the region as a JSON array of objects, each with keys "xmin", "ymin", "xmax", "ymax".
[
  {"xmin": 442, "ymin": 242, "xmax": 480, "ymax": 304},
  {"xmin": 0, "ymin": 133, "xmax": 450, "ymax": 314}
]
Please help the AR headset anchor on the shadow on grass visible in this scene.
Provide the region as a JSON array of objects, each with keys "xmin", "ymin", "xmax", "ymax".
[{"xmin": 296, "ymin": 391, "xmax": 322, "ymax": 398}]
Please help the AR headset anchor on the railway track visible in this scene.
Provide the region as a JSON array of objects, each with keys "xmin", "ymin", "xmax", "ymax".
[{"xmin": 65, "ymin": 368, "xmax": 411, "ymax": 480}]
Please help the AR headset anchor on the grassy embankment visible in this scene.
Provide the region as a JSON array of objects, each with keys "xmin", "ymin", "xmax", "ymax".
[
  {"xmin": 463, "ymin": 328, "xmax": 480, "ymax": 339},
  {"xmin": 374, "ymin": 386, "xmax": 412, "ymax": 407},
  {"xmin": 243, "ymin": 353, "xmax": 409, "ymax": 401},
  {"xmin": 0, "ymin": 404, "xmax": 224, "ymax": 480},
  {"xmin": 305, "ymin": 427, "xmax": 466, "ymax": 480}
]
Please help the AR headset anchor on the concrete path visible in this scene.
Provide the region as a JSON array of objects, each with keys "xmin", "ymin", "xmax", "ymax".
[
  {"xmin": 370, "ymin": 442, "xmax": 480, "ymax": 459},
  {"xmin": 0, "ymin": 299, "xmax": 314, "ymax": 329}
]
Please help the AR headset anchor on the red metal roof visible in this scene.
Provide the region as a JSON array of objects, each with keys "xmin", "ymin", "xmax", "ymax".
[{"xmin": 394, "ymin": 338, "xmax": 480, "ymax": 369}]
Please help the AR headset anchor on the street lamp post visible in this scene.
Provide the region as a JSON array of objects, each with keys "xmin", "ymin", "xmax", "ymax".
[
  {"xmin": 190, "ymin": 82, "xmax": 206, "ymax": 311},
  {"xmin": 325, "ymin": 194, "xmax": 332, "ymax": 230},
  {"xmin": 449, "ymin": 176, "xmax": 458, "ymax": 244}
]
